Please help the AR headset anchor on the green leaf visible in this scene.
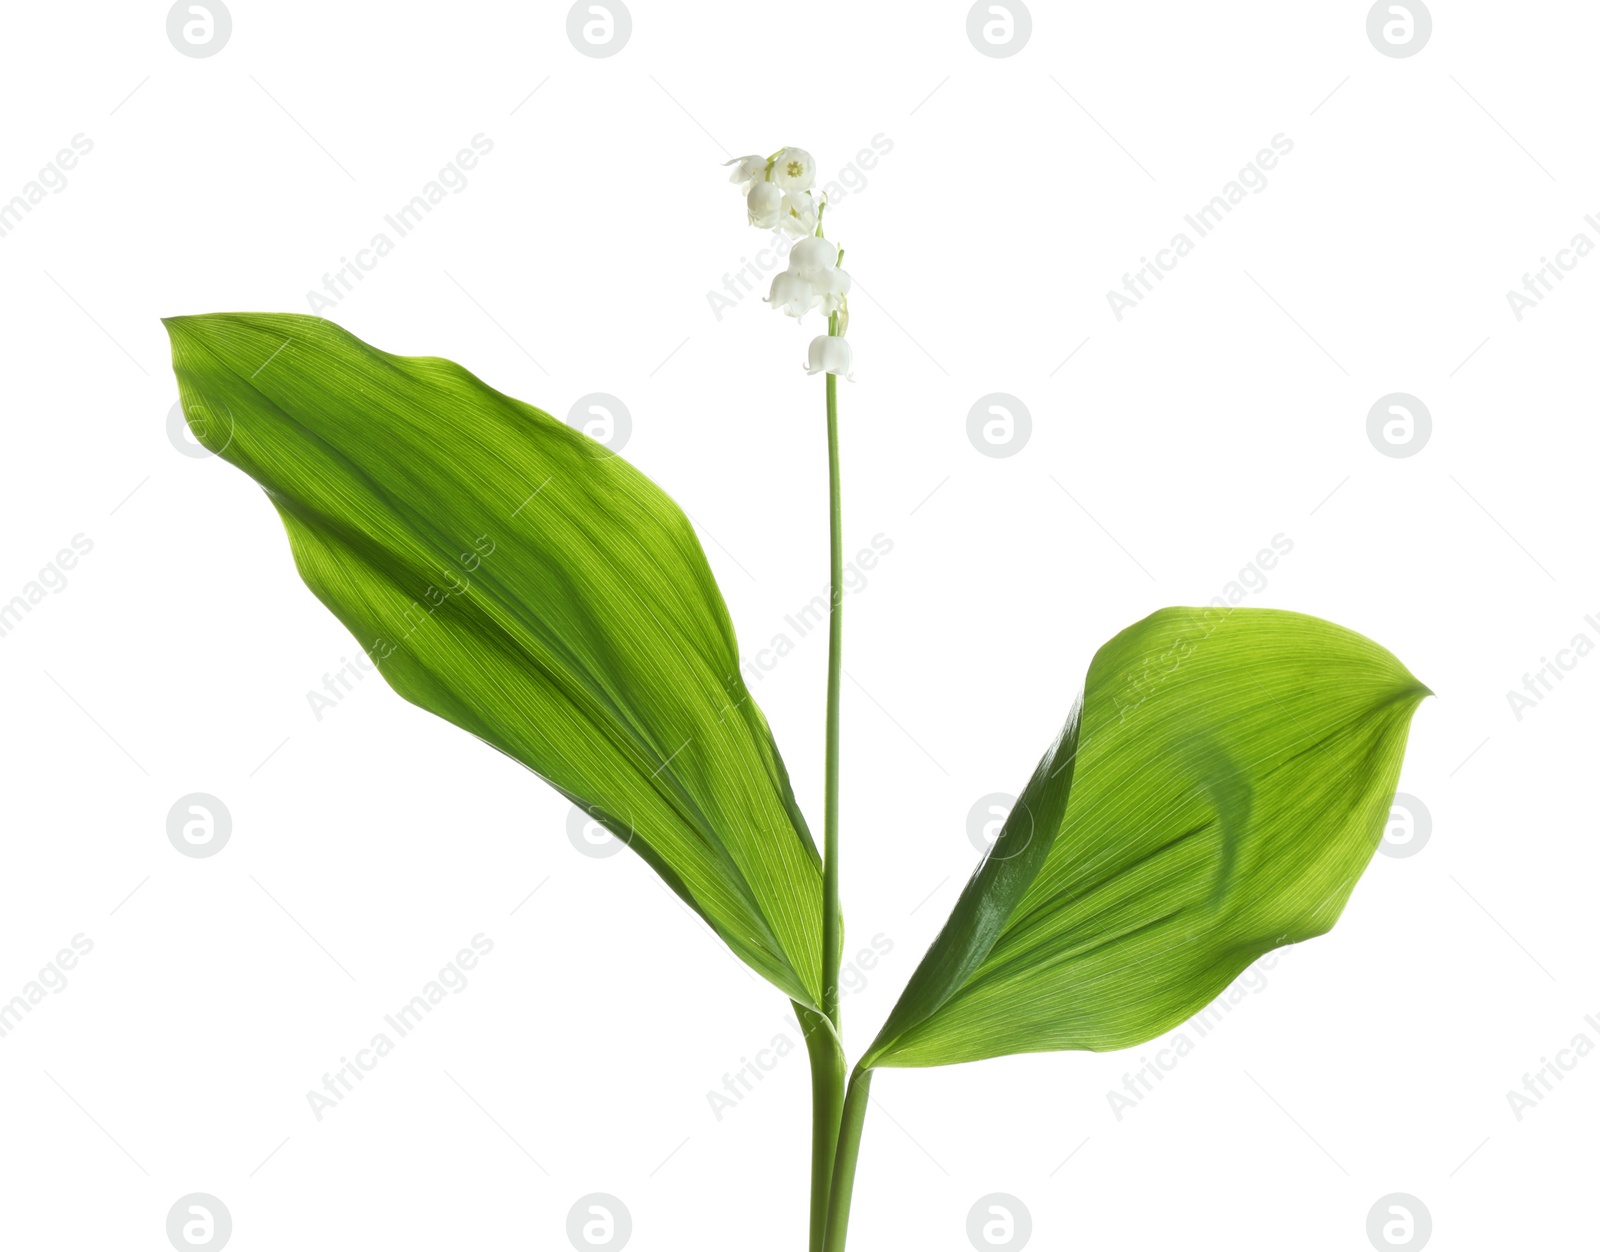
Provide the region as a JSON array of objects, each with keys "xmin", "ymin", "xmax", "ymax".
[
  {"xmin": 164, "ymin": 312, "xmax": 823, "ymax": 1006},
  {"xmin": 864, "ymin": 606, "xmax": 1428, "ymax": 1068}
]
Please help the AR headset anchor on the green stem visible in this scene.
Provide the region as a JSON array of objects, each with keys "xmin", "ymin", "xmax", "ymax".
[
  {"xmin": 798, "ymin": 1005, "xmax": 846, "ymax": 1252},
  {"xmin": 810, "ymin": 309, "xmax": 847, "ymax": 1252},
  {"xmin": 822, "ymin": 307, "xmax": 844, "ymax": 1028},
  {"xmin": 821, "ymin": 1066, "xmax": 874, "ymax": 1252}
]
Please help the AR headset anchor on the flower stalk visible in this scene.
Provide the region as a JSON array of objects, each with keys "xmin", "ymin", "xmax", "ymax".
[
  {"xmin": 822, "ymin": 303, "xmax": 844, "ymax": 1034},
  {"xmin": 726, "ymin": 144, "xmax": 856, "ymax": 1252}
]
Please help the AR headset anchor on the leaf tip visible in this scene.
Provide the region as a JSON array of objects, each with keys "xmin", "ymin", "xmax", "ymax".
[{"xmin": 161, "ymin": 314, "xmax": 208, "ymax": 357}]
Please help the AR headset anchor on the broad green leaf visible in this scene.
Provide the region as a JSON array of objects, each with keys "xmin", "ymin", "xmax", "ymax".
[
  {"xmin": 864, "ymin": 607, "xmax": 1427, "ymax": 1068},
  {"xmin": 164, "ymin": 312, "xmax": 823, "ymax": 1006}
]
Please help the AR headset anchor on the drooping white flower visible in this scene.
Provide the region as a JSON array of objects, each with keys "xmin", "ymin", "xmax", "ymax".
[
  {"xmin": 766, "ymin": 235, "xmax": 851, "ymax": 320},
  {"xmin": 790, "ymin": 236, "xmax": 840, "ymax": 272},
  {"xmin": 747, "ymin": 181, "xmax": 783, "ymax": 228},
  {"xmin": 792, "ymin": 236, "xmax": 851, "ymax": 315},
  {"xmin": 772, "ymin": 147, "xmax": 816, "ymax": 192},
  {"xmin": 768, "ymin": 270, "xmax": 816, "ymax": 318},
  {"xmin": 805, "ymin": 334, "xmax": 852, "ymax": 378},
  {"xmin": 732, "ymin": 148, "xmax": 854, "ymax": 366},
  {"xmin": 725, "ymin": 154, "xmax": 768, "ymax": 188},
  {"xmin": 811, "ymin": 266, "xmax": 851, "ymax": 316},
  {"xmin": 777, "ymin": 191, "xmax": 819, "ymax": 239}
]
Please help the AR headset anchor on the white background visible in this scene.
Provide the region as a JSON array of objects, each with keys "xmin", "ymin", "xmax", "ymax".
[{"xmin": 1, "ymin": 2, "xmax": 1595, "ymax": 1249}]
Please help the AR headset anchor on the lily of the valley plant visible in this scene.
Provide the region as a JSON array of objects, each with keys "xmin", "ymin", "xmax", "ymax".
[{"xmin": 164, "ymin": 145, "xmax": 1427, "ymax": 1251}]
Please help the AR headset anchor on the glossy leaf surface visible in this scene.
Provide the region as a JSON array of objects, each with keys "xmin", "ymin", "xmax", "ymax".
[
  {"xmin": 165, "ymin": 313, "xmax": 824, "ymax": 1005},
  {"xmin": 866, "ymin": 607, "xmax": 1427, "ymax": 1067}
]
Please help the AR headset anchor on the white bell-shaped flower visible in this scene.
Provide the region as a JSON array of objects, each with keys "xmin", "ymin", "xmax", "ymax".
[
  {"xmin": 793, "ymin": 236, "xmax": 851, "ymax": 314},
  {"xmin": 747, "ymin": 181, "xmax": 782, "ymax": 229},
  {"xmin": 727, "ymin": 148, "xmax": 856, "ymax": 363},
  {"xmin": 766, "ymin": 235, "xmax": 851, "ymax": 320},
  {"xmin": 805, "ymin": 334, "xmax": 852, "ymax": 378},
  {"xmin": 772, "ymin": 147, "xmax": 816, "ymax": 192},
  {"xmin": 767, "ymin": 270, "xmax": 816, "ymax": 318},
  {"xmin": 725, "ymin": 154, "xmax": 767, "ymax": 189},
  {"xmin": 789, "ymin": 236, "xmax": 840, "ymax": 272},
  {"xmin": 811, "ymin": 266, "xmax": 851, "ymax": 316},
  {"xmin": 778, "ymin": 191, "xmax": 819, "ymax": 239}
]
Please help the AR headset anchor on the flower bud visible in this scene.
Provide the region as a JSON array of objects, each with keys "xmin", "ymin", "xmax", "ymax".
[
  {"xmin": 747, "ymin": 182, "xmax": 782, "ymax": 228},
  {"xmin": 725, "ymin": 154, "xmax": 767, "ymax": 188},
  {"xmin": 778, "ymin": 191, "xmax": 819, "ymax": 239},
  {"xmin": 805, "ymin": 335, "xmax": 852, "ymax": 378}
]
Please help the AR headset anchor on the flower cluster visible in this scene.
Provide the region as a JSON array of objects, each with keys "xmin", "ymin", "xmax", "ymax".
[{"xmin": 727, "ymin": 147, "xmax": 852, "ymax": 378}]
